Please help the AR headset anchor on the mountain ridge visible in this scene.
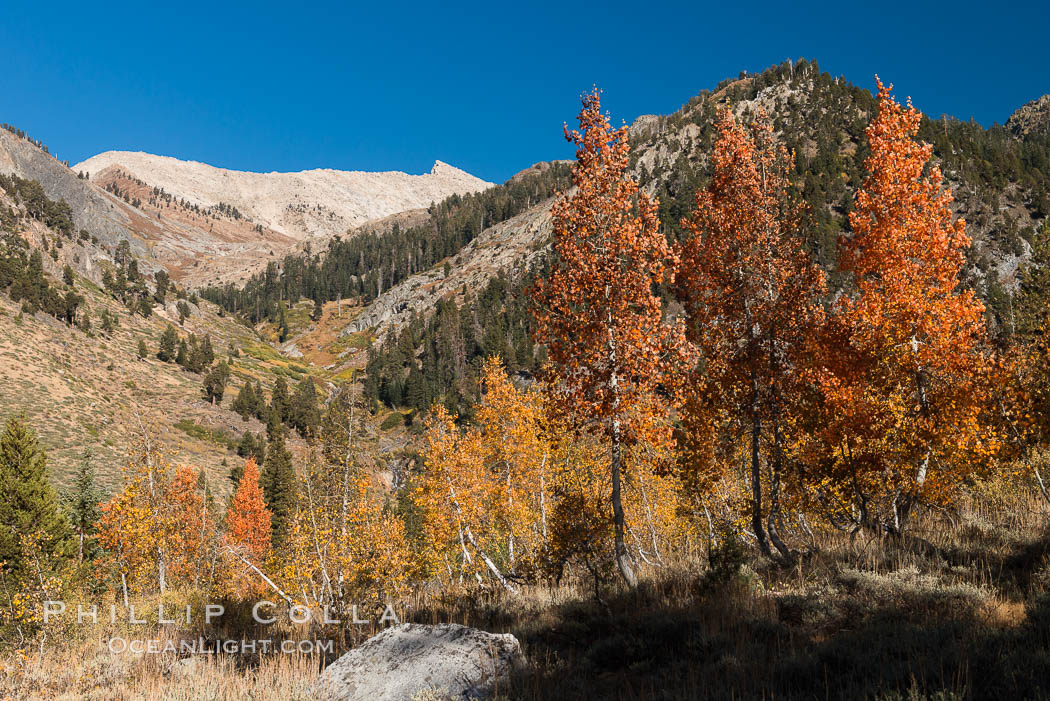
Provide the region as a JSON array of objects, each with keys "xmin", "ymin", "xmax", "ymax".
[{"xmin": 74, "ymin": 150, "xmax": 493, "ymax": 243}]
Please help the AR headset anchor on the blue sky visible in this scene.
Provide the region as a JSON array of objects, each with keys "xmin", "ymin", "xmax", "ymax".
[{"xmin": 2, "ymin": 1, "xmax": 1047, "ymax": 183}]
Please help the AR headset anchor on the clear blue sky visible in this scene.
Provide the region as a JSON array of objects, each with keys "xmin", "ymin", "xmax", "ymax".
[{"xmin": 2, "ymin": 1, "xmax": 1047, "ymax": 183}]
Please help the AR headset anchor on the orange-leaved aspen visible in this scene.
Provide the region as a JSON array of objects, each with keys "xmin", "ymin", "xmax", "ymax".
[
  {"xmin": 812, "ymin": 79, "xmax": 993, "ymax": 534},
  {"xmin": 531, "ymin": 88, "xmax": 688, "ymax": 586},
  {"xmin": 676, "ymin": 108, "xmax": 825, "ymax": 558}
]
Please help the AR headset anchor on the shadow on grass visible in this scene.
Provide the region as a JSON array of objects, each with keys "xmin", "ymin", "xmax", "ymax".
[
  {"xmin": 402, "ymin": 530, "xmax": 1050, "ymax": 701},
  {"xmin": 503, "ymin": 582, "xmax": 1050, "ymax": 700}
]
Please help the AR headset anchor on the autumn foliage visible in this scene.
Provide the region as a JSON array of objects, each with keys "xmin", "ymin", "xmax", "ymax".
[
  {"xmin": 531, "ymin": 88, "xmax": 688, "ymax": 584},
  {"xmin": 677, "ymin": 108, "xmax": 826, "ymax": 558},
  {"xmin": 22, "ymin": 77, "xmax": 1050, "ymax": 631},
  {"xmin": 222, "ymin": 458, "xmax": 272, "ymax": 595},
  {"xmin": 96, "ymin": 435, "xmax": 215, "ymax": 599},
  {"xmin": 806, "ymin": 80, "xmax": 994, "ymax": 534}
]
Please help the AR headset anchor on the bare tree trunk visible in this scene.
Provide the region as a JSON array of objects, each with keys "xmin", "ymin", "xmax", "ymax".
[
  {"xmin": 304, "ymin": 467, "xmax": 335, "ymax": 604},
  {"xmin": 750, "ymin": 400, "xmax": 771, "ymax": 557},
  {"xmin": 607, "ymin": 306, "xmax": 637, "ymax": 588},
  {"xmin": 539, "ymin": 453, "xmax": 548, "ymax": 541},
  {"xmin": 224, "ymin": 546, "xmax": 295, "ymax": 606},
  {"xmin": 767, "ymin": 423, "xmax": 791, "ymax": 559},
  {"xmin": 611, "ymin": 419, "xmax": 637, "ymax": 586},
  {"xmin": 447, "ymin": 484, "xmax": 516, "ymax": 593},
  {"xmin": 505, "ymin": 459, "xmax": 515, "ymax": 570}
]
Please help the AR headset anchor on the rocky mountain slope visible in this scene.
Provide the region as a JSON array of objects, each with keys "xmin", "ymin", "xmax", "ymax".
[
  {"xmin": 75, "ymin": 151, "xmax": 493, "ymax": 243},
  {"xmin": 1008, "ymin": 94, "xmax": 1050, "ymax": 139},
  {"xmin": 347, "ymin": 62, "xmax": 1050, "ymax": 347},
  {"xmin": 1, "ymin": 127, "xmax": 494, "ymax": 288},
  {"xmin": 0, "ymin": 129, "xmax": 141, "ymax": 260},
  {"xmin": 345, "ymin": 196, "xmax": 554, "ymax": 338}
]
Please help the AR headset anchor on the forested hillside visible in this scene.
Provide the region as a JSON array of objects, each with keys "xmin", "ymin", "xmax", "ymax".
[{"xmin": 336, "ymin": 60, "xmax": 1050, "ymax": 417}]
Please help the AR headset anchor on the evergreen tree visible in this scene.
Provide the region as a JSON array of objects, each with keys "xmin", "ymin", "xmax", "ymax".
[
  {"xmin": 62, "ymin": 265, "xmax": 74, "ymax": 287},
  {"xmin": 270, "ymin": 377, "xmax": 291, "ymax": 423},
  {"xmin": 290, "ymin": 376, "xmax": 321, "ymax": 438},
  {"xmin": 62, "ymin": 454, "xmax": 102, "ymax": 563},
  {"xmin": 185, "ymin": 334, "xmax": 213, "ymax": 373},
  {"xmin": 1017, "ymin": 219, "xmax": 1050, "ymax": 339},
  {"xmin": 175, "ymin": 338, "xmax": 188, "ymax": 366},
  {"xmin": 278, "ymin": 304, "xmax": 290, "ymax": 342},
  {"xmin": 252, "ymin": 380, "xmax": 268, "ymax": 420},
  {"xmin": 231, "ymin": 382, "xmax": 257, "ymax": 420},
  {"xmin": 405, "ymin": 365, "xmax": 426, "ymax": 410},
  {"xmin": 177, "ymin": 300, "xmax": 190, "ymax": 325},
  {"xmin": 153, "ymin": 270, "xmax": 169, "ymax": 304},
  {"xmin": 0, "ymin": 415, "xmax": 70, "ymax": 576},
  {"xmin": 200, "ymin": 334, "xmax": 215, "ymax": 366},
  {"xmin": 100, "ymin": 309, "xmax": 117, "ymax": 335},
  {"xmin": 62, "ymin": 290, "xmax": 82, "ymax": 326},
  {"xmin": 236, "ymin": 430, "xmax": 266, "ymax": 466},
  {"xmin": 227, "ymin": 458, "xmax": 244, "ymax": 488},
  {"xmin": 260, "ymin": 415, "xmax": 296, "ymax": 545},
  {"xmin": 202, "ymin": 360, "xmax": 231, "ymax": 404},
  {"xmin": 157, "ymin": 324, "xmax": 178, "ymax": 362},
  {"xmin": 137, "ymin": 338, "xmax": 148, "ymax": 359}
]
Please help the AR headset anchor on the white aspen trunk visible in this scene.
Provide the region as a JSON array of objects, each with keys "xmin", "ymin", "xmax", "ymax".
[
  {"xmin": 224, "ymin": 546, "xmax": 295, "ymax": 606},
  {"xmin": 607, "ymin": 304, "xmax": 637, "ymax": 587}
]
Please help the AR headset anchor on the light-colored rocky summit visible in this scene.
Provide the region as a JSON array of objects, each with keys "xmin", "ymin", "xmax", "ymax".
[
  {"xmin": 312, "ymin": 623, "xmax": 525, "ymax": 701},
  {"xmin": 73, "ymin": 151, "xmax": 493, "ymax": 242}
]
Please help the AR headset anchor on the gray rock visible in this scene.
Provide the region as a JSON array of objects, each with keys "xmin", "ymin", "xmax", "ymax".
[
  {"xmin": 280, "ymin": 342, "xmax": 304, "ymax": 359},
  {"xmin": 312, "ymin": 623, "xmax": 525, "ymax": 701},
  {"xmin": 164, "ymin": 300, "xmax": 202, "ymax": 320},
  {"xmin": 0, "ymin": 130, "xmax": 141, "ymax": 256}
]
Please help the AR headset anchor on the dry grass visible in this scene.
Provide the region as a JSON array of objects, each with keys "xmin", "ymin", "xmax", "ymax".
[
  {"xmin": 0, "ymin": 285, "xmax": 318, "ymax": 496},
  {"xmin": 2, "ymin": 486, "xmax": 1050, "ymax": 699}
]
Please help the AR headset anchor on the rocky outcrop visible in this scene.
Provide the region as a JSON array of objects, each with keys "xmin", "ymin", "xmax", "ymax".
[
  {"xmin": 312, "ymin": 623, "xmax": 525, "ymax": 701},
  {"xmin": 1007, "ymin": 95, "xmax": 1050, "ymax": 139}
]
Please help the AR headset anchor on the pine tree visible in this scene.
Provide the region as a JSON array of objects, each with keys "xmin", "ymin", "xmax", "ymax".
[
  {"xmin": 236, "ymin": 430, "xmax": 266, "ymax": 466},
  {"xmin": 100, "ymin": 309, "xmax": 116, "ymax": 335},
  {"xmin": 261, "ymin": 415, "xmax": 296, "ymax": 546},
  {"xmin": 231, "ymin": 382, "xmax": 257, "ymax": 421},
  {"xmin": 157, "ymin": 324, "xmax": 178, "ymax": 362},
  {"xmin": 137, "ymin": 338, "xmax": 148, "ymax": 359},
  {"xmin": 291, "ymin": 377, "xmax": 321, "ymax": 438},
  {"xmin": 270, "ymin": 377, "xmax": 291, "ymax": 424},
  {"xmin": 200, "ymin": 335, "xmax": 215, "ymax": 366},
  {"xmin": 252, "ymin": 380, "xmax": 268, "ymax": 420},
  {"xmin": 228, "ymin": 458, "xmax": 244, "ymax": 487},
  {"xmin": 175, "ymin": 338, "xmax": 188, "ymax": 366},
  {"xmin": 278, "ymin": 304, "xmax": 290, "ymax": 342},
  {"xmin": 1017, "ymin": 219, "xmax": 1050, "ymax": 339},
  {"xmin": 0, "ymin": 415, "xmax": 70, "ymax": 576},
  {"xmin": 63, "ymin": 453, "xmax": 103, "ymax": 562},
  {"xmin": 202, "ymin": 360, "xmax": 231, "ymax": 404}
]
